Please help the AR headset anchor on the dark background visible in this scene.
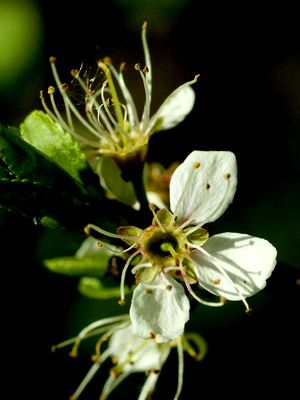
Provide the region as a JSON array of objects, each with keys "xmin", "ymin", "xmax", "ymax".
[{"xmin": 0, "ymin": 1, "xmax": 299, "ymax": 398}]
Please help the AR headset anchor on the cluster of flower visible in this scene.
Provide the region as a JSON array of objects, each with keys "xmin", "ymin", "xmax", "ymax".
[{"xmin": 44, "ymin": 22, "xmax": 277, "ymax": 399}]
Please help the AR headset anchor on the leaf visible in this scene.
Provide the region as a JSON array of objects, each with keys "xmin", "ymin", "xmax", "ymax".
[
  {"xmin": 78, "ymin": 276, "xmax": 128, "ymax": 299},
  {"xmin": 44, "ymin": 254, "xmax": 111, "ymax": 276},
  {"xmin": 0, "ymin": 124, "xmax": 83, "ymax": 192},
  {"xmin": 20, "ymin": 110, "xmax": 87, "ymax": 183}
]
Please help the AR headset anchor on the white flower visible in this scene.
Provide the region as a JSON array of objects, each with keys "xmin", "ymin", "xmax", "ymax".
[
  {"xmin": 52, "ymin": 314, "xmax": 201, "ymax": 400},
  {"xmin": 87, "ymin": 151, "xmax": 277, "ymax": 342},
  {"xmin": 40, "ymin": 22, "xmax": 197, "ymax": 163}
]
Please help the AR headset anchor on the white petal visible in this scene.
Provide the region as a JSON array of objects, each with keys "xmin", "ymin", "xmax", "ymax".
[
  {"xmin": 149, "ymin": 86, "xmax": 195, "ymax": 133},
  {"xmin": 130, "ymin": 273, "xmax": 190, "ymax": 343},
  {"xmin": 170, "ymin": 151, "xmax": 237, "ymax": 225},
  {"xmin": 191, "ymin": 232, "xmax": 277, "ymax": 300},
  {"xmin": 109, "ymin": 325, "xmax": 161, "ymax": 372}
]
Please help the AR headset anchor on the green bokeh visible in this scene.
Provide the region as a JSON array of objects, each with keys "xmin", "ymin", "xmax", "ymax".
[{"xmin": 0, "ymin": 0, "xmax": 43, "ymax": 89}]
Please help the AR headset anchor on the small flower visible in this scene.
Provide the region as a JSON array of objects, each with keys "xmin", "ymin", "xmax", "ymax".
[
  {"xmin": 52, "ymin": 314, "xmax": 206, "ymax": 399},
  {"xmin": 87, "ymin": 151, "xmax": 277, "ymax": 342},
  {"xmin": 40, "ymin": 22, "xmax": 197, "ymax": 167}
]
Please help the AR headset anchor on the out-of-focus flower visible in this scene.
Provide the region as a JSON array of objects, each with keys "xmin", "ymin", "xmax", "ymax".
[{"xmin": 53, "ymin": 314, "xmax": 206, "ymax": 400}]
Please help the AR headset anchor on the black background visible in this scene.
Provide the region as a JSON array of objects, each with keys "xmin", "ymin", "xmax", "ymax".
[{"xmin": 0, "ymin": 1, "xmax": 299, "ymax": 399}]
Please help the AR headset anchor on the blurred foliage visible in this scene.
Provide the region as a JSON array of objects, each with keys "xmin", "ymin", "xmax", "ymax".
[{"xmin": 0, "ymin": 0, "xmax": 43, "ymax": 89}]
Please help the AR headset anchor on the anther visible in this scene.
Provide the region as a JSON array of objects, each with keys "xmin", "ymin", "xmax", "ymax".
[
  {"xmin": 69, "ymin": 349, "xmax": 78, "ymax": 358},
  {"xmin": 103, "ymin": 56, "xmax": 111, "ymax": 65},
  {"xmin": 150, "ymin": 332, "xmax": 156, "ymax": 339},
  {"xmin": 48, "ymin": 86, "xmax": 55, "ymax": 94},
  {"xmin": 106, "ymin": 98, "xmax": 113, "ymax": 107},
  {"xmin": 49, "ymin": 56, "xmax": 57, "ymax": 64},
  {"xmin": 120, "ymin": 62, "xmax": 126, "ymax": 71},
  {"xmin": 166, "ymin": 285, "xmax": 173, "ymax": 291},
  {"xmin": 71, "ymin": 69, "xmax": 79, "ymax": 77},
  {"xmin": 193, "ymin": 161, "xmax": 201, "ymax": 169},
  {"xmin": 84, "ymin": 225, "xmax": 90, "ymax": 235},
  {"xmin": 206, "ymin": 183, "xmax": 211, "ymax": 190},
  {"xmin": 245, "ymin": 308, "xmax": 253, "ymax": 316},
  {"xmin": 96, "ymin": 242, "xmax": 103, "ymax": 248},
  {"xmin": 51, "ymin": 345, "xmax": 56, "ymax": 353},
  {"xmin": 134, "ymin": 63, "xmax": 141, "ymax": 71},
  {"xmin": 61, "ymin": 83, "xmax": 69, "ymax": 92},
  {"xmin": 118, "ymin": 299, "xmax": 126, "ymax": 305},
  {"xmin": 194, "ymin": 74, "xmax": 200, "ymax": 81},
  {"xmin": 212, "ymin": 279, "xmax": 220, "ymax": 284},
  {"xmin": 39, "ymin": 90, "xmax": 44, "ymax": 99},
  {"xmin": 142, "ymin": 21, "xmax": 148, "ymax": 30},
  {"xmin": 143, "ymin": 65, "xmax": 149, "ymax": 73},
  {"xmin": 145, "ymin": 288, "xmax": 153, "ymax": 294},
  {"xmin": 224, "ymin": 173, "xmax": 231, "ymax": 179}
]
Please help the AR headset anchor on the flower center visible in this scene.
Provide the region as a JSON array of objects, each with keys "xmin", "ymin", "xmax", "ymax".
[
  {"xmin": 140, "ymin": 225, "xmax": 185, "ymax": 266},
  {"xmin": 146, "ymin": 231, "xmax": 179, "ymax": 258}
]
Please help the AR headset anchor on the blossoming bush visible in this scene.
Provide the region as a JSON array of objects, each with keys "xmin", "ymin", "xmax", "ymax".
[{"xmin": 0, "ymin": 22, "xmax": 277, "ymax": 399}]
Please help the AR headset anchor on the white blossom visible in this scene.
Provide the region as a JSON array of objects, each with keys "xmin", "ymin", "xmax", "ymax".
[
  {"xmin": 40, "ymin": 22, "xmax": 196, "ymax": 163},
  {"xmin": 87, "ymin": 150, "xmax": 277, "ymax": 342}
]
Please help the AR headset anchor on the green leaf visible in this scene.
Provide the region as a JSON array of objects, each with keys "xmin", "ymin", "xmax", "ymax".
[
  {"xmin": 0, "ymin": 124, "xmax": 82, "ymax": 191},
  {"xmin": 44, "ymin": 254, "xmax": 111, "ymax": 276},
  {"xmin": 20, "ymin": 110, "xmax": 87, "ymax": 183},
  {"xmin": 96, "ymin": 157, "xmax": 137, "ymax": 206},
  {"xmin": 78, "ymin": 276, "xmax": 128, "ymax": 299}
]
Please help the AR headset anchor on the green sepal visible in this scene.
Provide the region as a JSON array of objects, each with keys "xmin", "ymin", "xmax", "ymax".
[
  {"xmin": 20, "ymin": 110, "xmax": 87, "ymax": 183},
  {"xmin": 155, "ymin": 208, "xmax": 173, "ymax": 226},
  {"xmin": 136, "ymin": 265, "xmax": 158, "ymax": 283},
  {"xmin": 96, "ymin": 156, "xmax": 137, "ymax": 206},
  {"xmin": 187, "ymin": 227, "xmax": 209, "ymax": 246},
  {"xmin": 78, "ymin": 276, "xmax": 129, "ymax": 299}
]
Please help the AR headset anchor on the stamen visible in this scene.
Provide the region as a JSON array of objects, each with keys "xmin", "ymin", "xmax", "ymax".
[
  {"xmin": 131, "ymin": 262, "xmax": 152, "ymax": 274},
  {"xmin": 174, "ymin": 337, "xmax": 184, "ymax": 400},
  {"xmin": 180, "ymin": 265, "xmax": 225, "ymax": 307},
  {"xmin": 70, "ymin": 315, "xmax": 129, "ymax": 357},
  {"xmin": 69, "ymin": 348, "xmax": 111, "ymax": 400},
  {"xmin": 98, "ymin": 61, "xmax": 125, "ymax": 129},
  {"xmin": 136, "ymin": 67, "xmax": 151, "ymax": 130},
  {"xmin": 70, "ymin": 72, "xmax": 119, "ymax": 148},
  {"xmin": 109, "ymin": 63, "xmax": 140, "ymax": 130},
  {"xmin": 49, "ymin": 59, "xmax": 114, "ymax": 147},
  {"xmin": 137, "ymin": 372, "xmax": 159, "ymax": 400},
  {"xmin": 119, "ymin": 250, "xmax": 141, "ymax": 304},
  {"xmin": 141, "ymin": 21, "xmax": 152, "ymax": 101},
  {"xmin": 85, "ymin": 223, "xmax": 135, "ymax": 242},
  {"xmin": 99, "ymin": 371, "xmax": 130, "ymax": 400},
  {"xmin": 183, "ymin": 333, "xmax": 207, "ymax": 361}
]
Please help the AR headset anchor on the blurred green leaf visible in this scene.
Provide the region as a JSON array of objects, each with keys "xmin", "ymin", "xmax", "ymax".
[
  {"xmin": 44, "ymin": 254, "xmax": 111, "ymax": 276},
  {"xmin": 20, "ymin": 110, "xmax": 87, "ymax": 183},
  {"xmin": 78, "ymin": 276, "xmax": 128, "ymax": 299}
]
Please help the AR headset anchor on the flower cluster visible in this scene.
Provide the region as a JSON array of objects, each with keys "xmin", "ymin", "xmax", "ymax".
[{"xmin": 35, "ymin": 21, "xmax": 277, "ymax": 400}]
